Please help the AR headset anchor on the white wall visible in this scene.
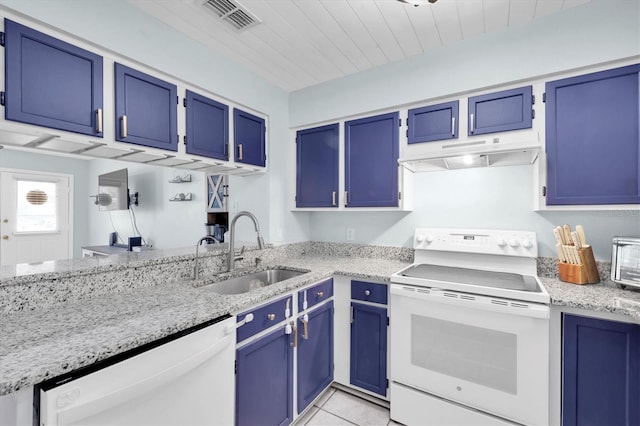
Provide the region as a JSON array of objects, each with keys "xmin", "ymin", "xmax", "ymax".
[
  {"xmin": 87, "ymin": 160, "xmax": 212, "ymax": 250},
  {"xmin": 288, "ymin": 0, "xmax": 640, "ymax": 260}
]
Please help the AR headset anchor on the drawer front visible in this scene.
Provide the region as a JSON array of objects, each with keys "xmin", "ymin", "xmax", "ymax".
[
  {"xmin": 237, "ymin": 295, "xmax": 293, "ymax": 343},
  {"xmin": 351, "ymin": 280, "xmax": 387, "ymax": 305},
  {"xmin": 298, "ymin": 278, "xmax": 334, "ymax": 311}
]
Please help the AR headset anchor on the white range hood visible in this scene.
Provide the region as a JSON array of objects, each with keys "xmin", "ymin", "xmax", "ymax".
[{"xmin": 398, "ymin": 130, "xmax": 541, "ymax": 172}]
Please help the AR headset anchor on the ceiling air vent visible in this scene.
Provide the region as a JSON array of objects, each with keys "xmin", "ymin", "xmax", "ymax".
[{"xmin": 203, "ymin": 0, "xmax": 261, "ymax": 31}]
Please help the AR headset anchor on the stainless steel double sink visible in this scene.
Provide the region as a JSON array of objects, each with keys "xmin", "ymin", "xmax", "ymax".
[{"xmin": 199, "ymin": 268, "xmax": 308, "ymax": 295}]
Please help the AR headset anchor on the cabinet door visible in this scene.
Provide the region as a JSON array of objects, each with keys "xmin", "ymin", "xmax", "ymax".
[
  {"xmin": 114, "ymin": 63, "xmax": 177, "ymax": 151},
  {"xmin": 408, "ymin": 100, "xmax": 459, "ymax": 144},
  {"xmin": 345, "ymin": 112, "xmax": 399, "ymax": 207},
  {"xmin": 296, "ymin": 124, "xmax": 339, "ymax": 208},
  {"xmin": 3, "ymin": 19, "xmax": 103, "ymax": 136},
  {"xmin": 545, "ymin": 64, "xmax": 640, "ymax": 205},
  {"xmin": 297, "ymin": 301, "xmax": 334, "ymax": 413},
  {"xmin": 185, "ymin": 90, "xmax": 228, "ymax": 160},
  {"xmin": 234, "ymin": 108, "xmax": 266, "ymax": 167},
  {"xmin": 562, "ymin": 314, "xmax": 640, "ymax": 426},
  {"xmin": 468, "ymin": 86, "xmax": 533, "ymax": 136},
  {"xmin": 350, "ymin": 303, "xmax": 387, "ymax": 396},
  {"xmin": 236, "ymin": 327, "xmax": 293, "ymax": 426}
]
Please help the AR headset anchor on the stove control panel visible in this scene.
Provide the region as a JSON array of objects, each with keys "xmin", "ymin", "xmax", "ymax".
[{"xmin": 414, "ymin": 228, "xmax": 537, "ymax": 257}]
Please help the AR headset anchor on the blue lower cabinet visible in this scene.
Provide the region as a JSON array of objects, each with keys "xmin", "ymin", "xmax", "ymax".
[
  {"xmin": 562, "ymin": 314, "xmax": 640, "ymax": 426},
  {"xmin": 236, "ymin": 327, "xmax": 294, "ymax": 426},
  {"xmin": 350, "ymin": 302, "xmax": 387, "ymax": 396},
  {"xmin": 297, "ymin": 301, "xmax": 334, "ymax": 413}
]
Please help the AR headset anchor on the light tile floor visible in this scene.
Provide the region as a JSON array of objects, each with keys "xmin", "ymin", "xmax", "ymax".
[{"xmin": 295, "ymin": 387, "xmax": 401, "ymax": 426}]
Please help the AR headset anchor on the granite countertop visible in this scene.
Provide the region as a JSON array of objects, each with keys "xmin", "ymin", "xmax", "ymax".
[
  {"xmin": 2, "ymin": 251, "xmax": 640, "ymax": 397},
  {"xmin": 541, "ymin": 276, "xmax": 640, "ymax": 321},
  {"xmin": 0, "ymin": 254, "xmax": 409, "ymax": 396}
]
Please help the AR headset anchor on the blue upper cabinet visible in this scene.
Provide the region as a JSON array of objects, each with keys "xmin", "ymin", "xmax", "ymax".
[
  {"xmin": 345, "ymin": 112, "xmax": 400, "ymax": 208},
  {"xmin": 114, "ymin": 63, "xmax": 177, "ymax": 151},
  {"xmin": 468, "ymin": 86, "xmax": 533, "ymax": 136},
  {"xmin": 562, "ymin": 314, "xmax": 640, "ymax": 426},
  {"xmin": 296, "ymin": 124, "xmax": 339, "ymax": 208},
  {"xmin": 3, "ymin": 19, "xmax": 103, "ymax": 137},
  {"xmin": 234, "ymin": 108, "xmax": 266, "ymax": 167},
  {"xmin": 545, "ymin": 64, "xmax": 640, "ymax": 205},
  {"xmin": 185, "ymin": 90, "xmax": 228, "ymax": 160},
  {"xmin": 408, "ymin": 100, "xmax": 459, "ymax": 144}
]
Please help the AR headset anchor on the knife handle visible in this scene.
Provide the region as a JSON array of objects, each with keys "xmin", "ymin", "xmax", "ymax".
[
  {"xmin": 570, "ymin": 231, "xmax": 582, "ymax": 249},
  {"xmin": 553, "ymin": 227, "xmax": 564, "ymax": 245},
  {"xmin": 576, "ymin": 225, "xmax": 588, "ymax": 247},
  {"xmin": 562, "ymin": 225, "xmax": 572, "ymax": 245}
]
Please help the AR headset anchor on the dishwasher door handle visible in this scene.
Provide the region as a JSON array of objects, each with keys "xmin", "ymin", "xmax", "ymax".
[{"xmin": 54, "ymin": 334, "xmax": 233, "ymax": 424}]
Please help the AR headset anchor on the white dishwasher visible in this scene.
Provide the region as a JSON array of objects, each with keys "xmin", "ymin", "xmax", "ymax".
[{"xmin": 37, "ymin": 315, "xmax": 235, "ymax": 426}]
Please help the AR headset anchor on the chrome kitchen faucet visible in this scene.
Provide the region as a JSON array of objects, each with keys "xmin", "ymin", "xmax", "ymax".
[
  {"xmin": 227, "ymin": 211, "xmax": 265, "ymax": 272},
  {"xmin": 193, "ymin": 235, "xmax": 219, "ymax": 280}
]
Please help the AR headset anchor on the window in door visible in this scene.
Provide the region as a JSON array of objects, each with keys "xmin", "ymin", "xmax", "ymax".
[{"xmin": 16, "ymin": 180, "xmax": 58, "ymax": 233}]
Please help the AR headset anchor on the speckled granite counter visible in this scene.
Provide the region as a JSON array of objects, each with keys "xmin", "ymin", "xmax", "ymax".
[
  {"xmin": 0, "ymin": 248, "xmax": 410, "ymax": 396},
  {"xmin": 542, "ymin": 276, "xmax": 640, "ymax": 321},
  {"xmin": 2, "ymin": 244, "xmax": 640, "ymax": 397}
]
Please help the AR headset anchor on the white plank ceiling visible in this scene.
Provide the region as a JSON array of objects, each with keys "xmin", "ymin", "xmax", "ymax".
[{"xmin": 130, "ymin": 0, "xmax": 591, "ymax": 92}]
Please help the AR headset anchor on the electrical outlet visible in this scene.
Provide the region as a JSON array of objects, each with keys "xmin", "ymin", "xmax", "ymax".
[
  {"xmin": 346, "ymin": 228, "xmax": 355, "ymax": 241},
  {"xmin": 231, "ymin": 201, "xmax": 239, "ymax": 214}
]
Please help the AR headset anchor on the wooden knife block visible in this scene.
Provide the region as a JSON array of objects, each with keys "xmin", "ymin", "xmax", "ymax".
[{"xmin": 558, "ymin": 246, "xmax": 600, "ymax": 284}]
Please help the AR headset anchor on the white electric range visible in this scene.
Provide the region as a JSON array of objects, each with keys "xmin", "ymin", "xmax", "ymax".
[{"xmin": 390, "ymin": 228, "xmax": 550, "ymax": 426}]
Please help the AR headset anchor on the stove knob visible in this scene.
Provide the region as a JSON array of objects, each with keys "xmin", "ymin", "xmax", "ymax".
[
  {"xmin": 509, "ymin": 239, "xmax": 520, "ymax": 248},
  {"xmin": 521, "ymin": 239, "xmax": 533, "ymax": 249},
  {"xmin": 415, "ymin": 234, "xmax": 425, "ymax": 243},
  {"xmin": 496, "ymin": 238, "xmax": 506, "ymax": 247},
  {"xmin": 425, "ymin": 235, "xmax": 434, "ymax": 243}
]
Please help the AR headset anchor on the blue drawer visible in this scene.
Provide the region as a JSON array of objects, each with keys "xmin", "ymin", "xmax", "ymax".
[
  {"xmin": 298, "ymin": 278, "xmax": 333, "ymax": 312},
  {"xmin": 237, "ymin": 295, "xmax": 292, "ymax": 343},
  {"xmin": 351, "ymin": 280, "xmax": 387, "ymax": 305}
]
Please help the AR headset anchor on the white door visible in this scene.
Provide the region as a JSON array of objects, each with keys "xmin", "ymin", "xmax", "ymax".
[{"xmin": 0, "ymin": 170, "xmax": 72, "ymax": 265}]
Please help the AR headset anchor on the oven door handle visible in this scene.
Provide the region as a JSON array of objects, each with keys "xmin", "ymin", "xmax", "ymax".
[{"xmin": 390, "ymin": 284, "xmax": 550, "ymax": 319}]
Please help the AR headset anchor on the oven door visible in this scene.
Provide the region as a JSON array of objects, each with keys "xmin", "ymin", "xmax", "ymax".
[{"xmin": 390, "ymin": 284, "xmax": 549, "ymax": 425}]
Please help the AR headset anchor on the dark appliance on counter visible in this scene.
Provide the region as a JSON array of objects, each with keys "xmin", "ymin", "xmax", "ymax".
[{"xmin": 205, "ymin": 223, "xmax": 226, "ymax": 243}]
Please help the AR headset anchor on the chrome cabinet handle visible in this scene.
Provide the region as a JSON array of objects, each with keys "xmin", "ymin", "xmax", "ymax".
[
  {"xmin": 267, "ymin": 313, "xmax": 275, "ymax": 321},
  {"xmin": 451, "ymin": 116, "xmax": 455, "ymax": 136},
  {"xmin": 237, "ymin": 144, "xmax": 243, "ymax": 160},
  {"xmin": 291, "ymin": 324, "xmax": 298, "ymax": 347},
  {"xmin": 364, "ymin": 290, "xmax": 371, "ymax": 296},
  {"xmin": 469, "ymin": 113, "xmax": 474, "ymax": 134},
  {"xmin": 96, "ymin": 108, "xmax": 103, "ymax": 133},
  {"xmin": 120, "ymin": 115, "xmax": 128, "ymax": 138},
  {"xmin": 317, "ymin": 291, "xmax": 324, "ymax": 298},
  {"xmin": 301, "ymin": 319, "xmax": 309, "ymax": 340},
  {"xmin": 332, "ymin": 191, "xmax": 336, "ymax": 206}
]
